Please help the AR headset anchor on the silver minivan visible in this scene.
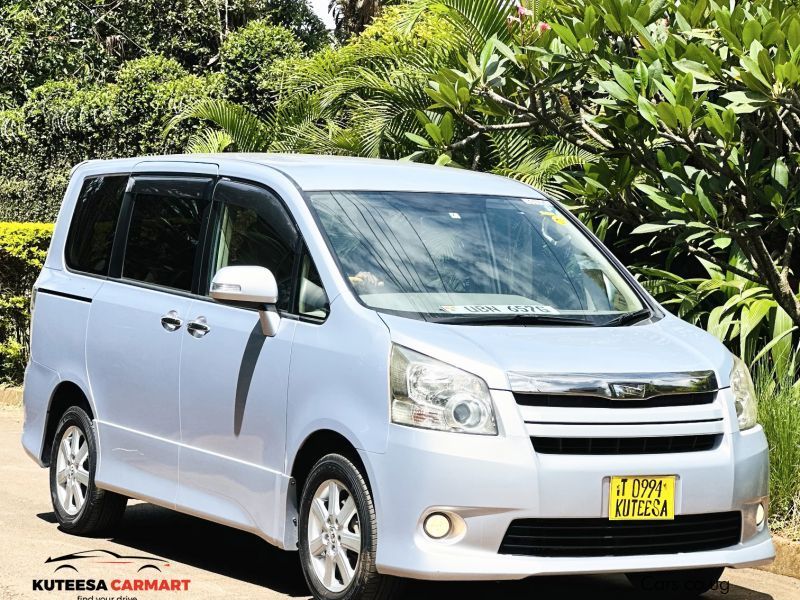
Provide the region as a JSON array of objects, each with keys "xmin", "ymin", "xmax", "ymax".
[{"xmin": 23, "ymin": 154, "xmax": 774, "ymax": 599}]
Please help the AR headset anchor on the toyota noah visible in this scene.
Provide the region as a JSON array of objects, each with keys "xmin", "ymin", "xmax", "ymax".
[{"xmin": 22, "ymin": 154, "xmax": 774, "ymax": 599}]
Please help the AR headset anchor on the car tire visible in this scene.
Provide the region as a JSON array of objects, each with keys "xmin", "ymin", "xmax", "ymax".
[
  {"xmin": 298, "ymin": 453, "xmax": 401, "ymax": 600},
  {"xmin": 49, "ymin": 406, "xmax": 127, "ymax": 536},
  {"xmin": 626, "ymin": 567, "xmax": 724, "ymax": 598}
]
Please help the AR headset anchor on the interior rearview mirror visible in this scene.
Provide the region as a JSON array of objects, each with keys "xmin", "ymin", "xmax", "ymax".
[{"xmin": 210, "ymin": 266, "xmax": 280, "ymax": 336}]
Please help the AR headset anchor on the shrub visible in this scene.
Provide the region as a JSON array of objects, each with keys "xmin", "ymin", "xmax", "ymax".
[
  {"xmin": 220, "ymin": 21, "xmax": 303, "ymax": 117},
  {"xmin": 0, "ymin": 56, "xmax": 224, "ymax": 221},
  {"xmin": 0, "ymin": 0, "xmax": 328, "ymax": 104},
  {"xmin": 755, "ymin": 368, "xmax": 800, "ymax": 534},
  {"xmin": 0, "ymin": 222, "xmax": 53, "ymax": 384}
]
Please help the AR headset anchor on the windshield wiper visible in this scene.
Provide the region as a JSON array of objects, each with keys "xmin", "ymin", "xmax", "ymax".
[
  {"xmin": 600, "ymin": 308, "xmax": 652, "ymax": 327},
  {"xmin": 429, "ymin": 313, "xmax": 597, "ymax": 326}
]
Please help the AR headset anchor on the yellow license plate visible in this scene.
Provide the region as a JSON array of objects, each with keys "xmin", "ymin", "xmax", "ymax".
[{"xmin": 609, "ymin": 475, "xmax": 675, "ymax": 520}]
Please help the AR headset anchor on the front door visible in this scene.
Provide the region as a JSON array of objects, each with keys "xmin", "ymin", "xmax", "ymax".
[
  {"xmin": 176, "ymin": 178, "xmax": 299, "ymax": 540},
  {"xmin": 88, "ymin": 175, "xmax": 214, "ymax": 506}
]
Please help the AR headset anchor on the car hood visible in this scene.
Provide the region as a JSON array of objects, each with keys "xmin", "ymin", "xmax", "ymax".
[{"xmin": 378, "ymin": 313, "xmax": 734, "ymax": 391}]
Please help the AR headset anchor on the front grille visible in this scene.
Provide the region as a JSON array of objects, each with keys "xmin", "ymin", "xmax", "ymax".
[
  {"xmin": 531, "ymin": 434, "xmax": 720, "ymax": 455},
  {"xmin": 514, "ymin": 391, "xmax": 716, "ymax": 409},
  {"xmin": 499, "ymin": 512, "xmax": 742, "ymax": 557}
]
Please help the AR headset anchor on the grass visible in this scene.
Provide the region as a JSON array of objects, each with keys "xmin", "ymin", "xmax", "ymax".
[{"xmin": 755, "ymin": 369, "xmax": 800, "ymax": 541}]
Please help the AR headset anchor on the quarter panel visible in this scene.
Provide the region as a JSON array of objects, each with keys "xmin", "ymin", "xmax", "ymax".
[
  {"xmin": 30, "ymin": 269, "xmax": 98, "ymax": 376},
  {"xmin": 21, "ymin": 360, "xmax": 61, "ymax": 466}
]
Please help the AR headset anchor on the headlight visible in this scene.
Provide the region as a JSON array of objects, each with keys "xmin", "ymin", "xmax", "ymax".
[
  {"xmin": 390, "ymin": 345, "xmax": 497, "ymax": 435},
  {"xmin": 730, "ymin": 356, "xmax": 758, "ymax": 430}
]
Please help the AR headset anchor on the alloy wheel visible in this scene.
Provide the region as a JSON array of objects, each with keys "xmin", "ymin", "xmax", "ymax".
[
  {"xmin": 55, "ymin": 425, "xmax": 89, "ymax": 516},
  {"xmin": 307, "ymin": 479, "xmax": 362, "ymax": 593}
]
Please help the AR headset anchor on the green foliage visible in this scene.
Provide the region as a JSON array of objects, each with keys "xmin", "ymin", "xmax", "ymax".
[
  {"xmin": 251, "ymin": 0, "xmax": 331, "ymax": 51},
  {"xmin": 640, "ymin": 251, "xmax": 797, "ymax": 372},
  {"xmin": 0, "ymin": 0, "xmax": 327, "ymax": 105},
  {"xmin": 329, "ymin": 0, "xmax": 400, "ymax": 42},
  {"xmin": 0, "ymin": 56, "xmax": 224, "ymax": 221},
  {"xmin": 220, "ymin": 21, "xmax": 304, "ymax": 116},
  {"xmin": 0, "ymin": 222, "xmax": 53, "ymax": 384},
  {"xmin": 218, "ymin": 0, "xmax": 800, "ymax": 360},
  {"xmin": 755, "ymin": 368, "xmax": 800, "ymax": 528},
  {"xmin": 544, "ymin": 0, "xmax": 800, "ymax": 329},
  {"xmin": 166, "ymin": 98, "xmax": 273, "ymax": 152}
]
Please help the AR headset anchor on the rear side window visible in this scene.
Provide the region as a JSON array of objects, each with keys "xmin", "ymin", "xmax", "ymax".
[
  {"xmin": 65, "ymin": 175, "xmax": 128, "ymax": 275},
  {"xmin": 122, "ymin": 177, "xmax": 213, "ymax": 292}
]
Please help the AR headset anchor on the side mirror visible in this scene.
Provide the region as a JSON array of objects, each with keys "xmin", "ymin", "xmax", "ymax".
[{"xmin": 210, "ymin": 266, "xmax": 280, "ymax": 336}]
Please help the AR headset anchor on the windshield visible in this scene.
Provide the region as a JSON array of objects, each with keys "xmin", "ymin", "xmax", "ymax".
[{"xmin": 309, "ymin": 191, "xmax": 645, "ymax": 324}]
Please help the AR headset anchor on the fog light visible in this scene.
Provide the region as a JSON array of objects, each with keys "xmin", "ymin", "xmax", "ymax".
[
  {"xmin": 423, "ymin": 513, "xmax": 452, "ymax": 539},
  {"xmin": 756, "ymin": 503, "xmax": 765, "ymax": 527}
]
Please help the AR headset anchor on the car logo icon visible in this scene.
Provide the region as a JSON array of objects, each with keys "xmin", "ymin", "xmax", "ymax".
[{"xmin": 610, "ymin": 383, "xmax": 647, "ymax": 399}]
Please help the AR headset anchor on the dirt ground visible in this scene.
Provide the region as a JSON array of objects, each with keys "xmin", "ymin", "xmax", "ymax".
[{"xmin": 2, "ymin": 406, "xmax": 798, "ymax": 600}]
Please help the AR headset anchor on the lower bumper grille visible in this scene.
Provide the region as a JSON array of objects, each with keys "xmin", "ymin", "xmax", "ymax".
[
  {"xmin": 499, "ymin": 512, "xmax": 742, "ymax": 557},
  {"xmin": 531, "ymin": 434, "xmax": 720, "ymax": 455}
]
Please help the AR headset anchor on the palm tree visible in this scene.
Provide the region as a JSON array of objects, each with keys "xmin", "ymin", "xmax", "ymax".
[{"xmin": 166, "ymin": 0, "xmax": 596, "ymax": 199}]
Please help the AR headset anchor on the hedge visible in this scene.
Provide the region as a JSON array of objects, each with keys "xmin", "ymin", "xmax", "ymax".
[
  {"xmin": 0, "ymin": 20, "xmax": 308, "ymax": 223},
  {"xmin": 0, "ymin": 55, "xmax": 224, "ymax": 222},
  {"xmin": 0, "ymin": 222, "xmax": 53, "ymax": 384}
]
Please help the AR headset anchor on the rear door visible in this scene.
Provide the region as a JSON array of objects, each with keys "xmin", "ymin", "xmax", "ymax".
[{"xmin": 87, "ymin": 173, "xmax": 215, "ymax": 506}]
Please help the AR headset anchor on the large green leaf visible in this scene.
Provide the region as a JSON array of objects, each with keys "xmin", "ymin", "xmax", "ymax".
[{"xmin": 165, "ymin": 99, "xmax": 271, "ymax": 152}]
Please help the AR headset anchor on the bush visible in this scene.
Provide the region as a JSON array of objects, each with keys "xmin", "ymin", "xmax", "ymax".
[
  {"xmin": 220, "ymin": 21, "xmax": 303, "ymax": 117},
  {"xmin": 0, "ymin": 222, "xmax": 53, "ymax": 384},
  {"xmin": 756, "ymin": 368, "xmax": 800, "ymax": 535},
  {"xmin": 0, "ymin": 56, "xmax": 224, "ymax": 221},
  {"xmin": 0, "ymin": 0, "xmax": 328, "ymax": 105}
]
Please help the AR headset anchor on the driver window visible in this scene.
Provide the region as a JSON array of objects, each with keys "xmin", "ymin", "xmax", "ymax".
[{"xmin": 209, "ymin": 180, "xmax": 298, "ymax": 311}]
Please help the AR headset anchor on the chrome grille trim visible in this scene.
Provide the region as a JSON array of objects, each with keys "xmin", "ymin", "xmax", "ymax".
[{"xmin": 507, "ymin": 371, "xmax": 718, "ymax": 400}]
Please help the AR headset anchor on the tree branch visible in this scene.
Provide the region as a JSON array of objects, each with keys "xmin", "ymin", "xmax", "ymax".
[{"xmin": 781, "ymin": 228, "xmax": 796, "ymax": 275}]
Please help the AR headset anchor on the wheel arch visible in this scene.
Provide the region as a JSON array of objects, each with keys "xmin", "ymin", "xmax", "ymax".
[
  {"xmin": 283, "ymin": 428, "xmax": 374, "ymax": 550},
  {"xmin": 290, "ymin": 429, "xmax": 371, "ymax": 498},
  {"xmin": 40, "ymin": 380, "xmax": 95, "ymax": 466}
]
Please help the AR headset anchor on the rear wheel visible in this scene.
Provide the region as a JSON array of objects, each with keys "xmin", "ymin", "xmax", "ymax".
[
  {"xmin": 626, "ymin": 567, "xmax": 724, "ymax": 598},
  {"xmin": 49, "ymin": 406, "xmax": 127, "ymax": 535},
  {"xmin": 298, "ymin": 454, "xmax": 400, "ymax": 600}
]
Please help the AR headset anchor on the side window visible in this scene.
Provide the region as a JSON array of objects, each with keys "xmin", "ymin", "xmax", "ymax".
[
  {"xmin": 122, "ymin": 177, "xmax": 212, "ymax": 292},
  {"xmin": 210, "ymin": 180, "xmax": 298, "ymax": 311},
  {"xmin": 65, "ymin": 175, "xmax": 127, "ymax": 275},
  {"xmin": 298, "ymin": 247, "xmax": 329, "ymax": 320}
]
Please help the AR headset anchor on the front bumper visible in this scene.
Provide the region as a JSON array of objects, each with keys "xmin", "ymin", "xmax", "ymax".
[{"xmin": 364, "ymin": 389, "xmax": 774, "ymax": 581}]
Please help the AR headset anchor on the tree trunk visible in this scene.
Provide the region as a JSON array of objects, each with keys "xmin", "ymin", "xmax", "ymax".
[{"xmin": 739, "ymin": 234, "xmax": 800, "ymax": 329}]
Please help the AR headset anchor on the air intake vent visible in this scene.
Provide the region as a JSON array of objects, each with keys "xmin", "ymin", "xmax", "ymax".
[
  {"xmin": 514, "ymin": 391, "xmax": 716, "ymax": 409},
  {"xmin": 499, "ymin": 512, "xmax": 742, "ymax": 557},
  {"xmin": 531, "ymin": 434, "xmax": 720, "ymax": 455}
]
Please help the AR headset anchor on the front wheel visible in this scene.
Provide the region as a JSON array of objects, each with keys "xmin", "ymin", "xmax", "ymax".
[
  {"xmin": 49, "ymin": 406, "xmax": 127, "ymax": 535},
  {"xmin": 626, "ymin": 567, "xmax": 725, "ymax": 598},
  {"xmin": 298, "ymin": 454, "xmax": 400, "ymax": 600}
]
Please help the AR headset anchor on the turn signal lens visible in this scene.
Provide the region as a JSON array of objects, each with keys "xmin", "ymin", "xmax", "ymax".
[{"xmin": 730, "ymin": 356, "xmax": 758, "ymax": 430}]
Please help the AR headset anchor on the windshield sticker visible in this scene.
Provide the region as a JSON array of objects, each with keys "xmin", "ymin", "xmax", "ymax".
[
  {"xmin": 539, "ymin": 210, "xmax": 567, "ymax": 225},
  {"xmin": 522, "ymin": 198, "xmax": 549, "ymax": 206},
  {"xmin": 440, "ymin": 304, "xmax": 559, "ymax": 315},
  {"xmin": 449, "ymin": 212, "xmax": 461, "ymax": 219}
]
